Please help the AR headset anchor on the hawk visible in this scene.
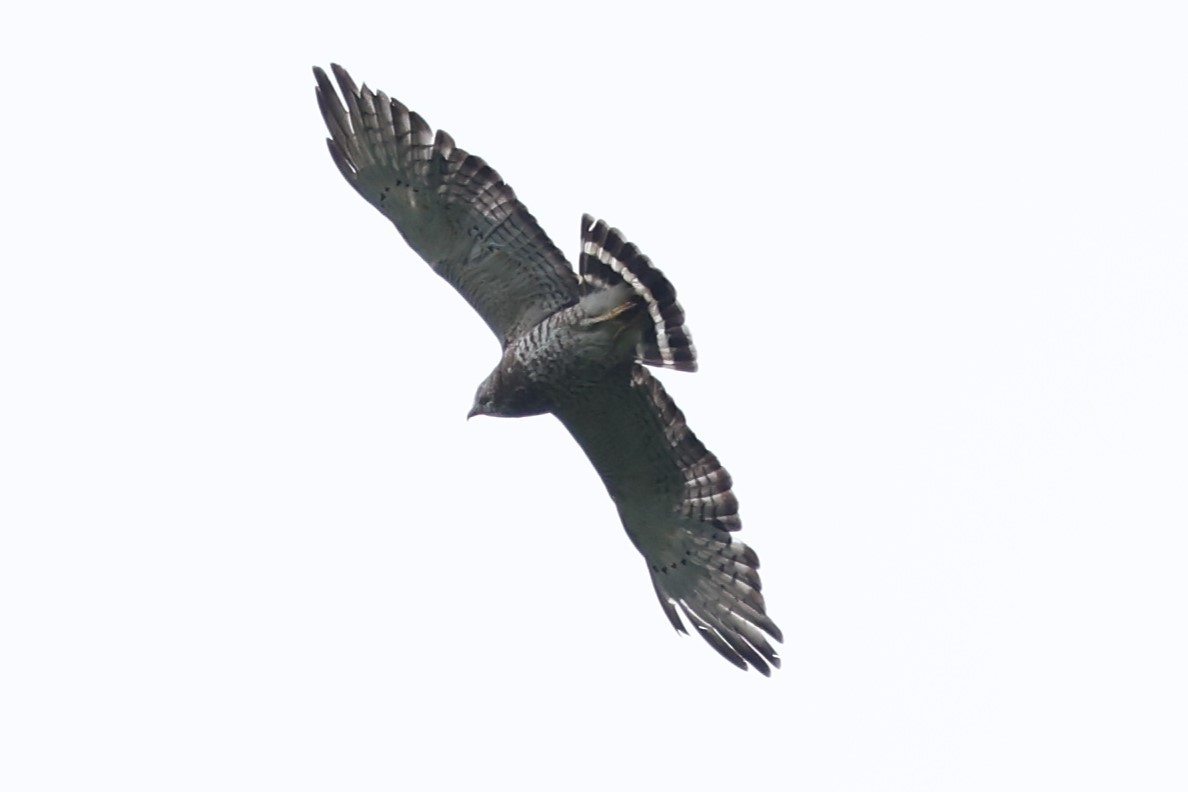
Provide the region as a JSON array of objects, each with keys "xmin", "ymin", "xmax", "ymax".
[{"xmin": 314, "ymin": 64, "xmax": 782, "ymax": 674}]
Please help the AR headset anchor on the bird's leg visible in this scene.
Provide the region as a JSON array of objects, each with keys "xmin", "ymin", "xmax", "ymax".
[{"xmin": 585, "ymin": 298, "xmax": 639, "ymax": 325}]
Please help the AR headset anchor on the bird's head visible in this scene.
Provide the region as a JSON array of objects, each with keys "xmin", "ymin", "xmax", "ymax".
[
  {"xmin": 467, "ymin": 374, "xmax": 498, "ymax": 420},
  {"xmin": 468, "ymin": 363, "xmax": 550, "ymax": 419}
]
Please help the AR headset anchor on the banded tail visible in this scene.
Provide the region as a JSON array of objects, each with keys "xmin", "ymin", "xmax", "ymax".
[{"xmin": 579, "ymin": 215, "xmax": 697, "ymax": 372}]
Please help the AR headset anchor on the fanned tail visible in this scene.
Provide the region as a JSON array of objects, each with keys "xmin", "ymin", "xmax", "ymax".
[{"xmin": 579, "ymin": 215, "xmax": 697, "ymax": 372}]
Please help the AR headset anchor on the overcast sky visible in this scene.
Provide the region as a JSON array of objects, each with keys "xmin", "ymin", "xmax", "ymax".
[{"xmin": 2, "ymin": 1, "xmax": 1186, "ymax": 789}]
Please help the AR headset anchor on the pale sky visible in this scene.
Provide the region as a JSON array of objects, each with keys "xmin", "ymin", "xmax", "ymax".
[{"xmin": 2, "ymin": 1, "xmax": 1186, "ymax": 789}]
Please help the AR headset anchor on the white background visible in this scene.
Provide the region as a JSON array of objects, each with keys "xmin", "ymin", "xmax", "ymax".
[{"xmin": 2, "ymin": 1, "xmax": 1186, "ymax": 789}]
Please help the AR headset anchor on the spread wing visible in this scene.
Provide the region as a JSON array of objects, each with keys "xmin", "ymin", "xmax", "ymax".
[
  {"xmin": 554, "ymin": 364, "xmax": 782, "ymax": 675},
  {"xmin": 314, "ymin": 64, "xmax": 581, "ymax": 344}
]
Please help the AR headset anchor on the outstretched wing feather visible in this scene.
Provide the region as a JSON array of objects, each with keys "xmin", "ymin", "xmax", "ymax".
[
  {"xmin": 554, "ymin": 364, "xmax": 781, "ymax": 675},
  {"xmin": 314, "ymin": 64, "xmax": 581, "ymax": 344}
]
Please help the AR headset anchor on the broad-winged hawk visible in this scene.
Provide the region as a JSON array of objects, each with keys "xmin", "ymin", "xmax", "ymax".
[{"xmin": 314, "ymin": 64, "xmax": 781, "ymax": 674}]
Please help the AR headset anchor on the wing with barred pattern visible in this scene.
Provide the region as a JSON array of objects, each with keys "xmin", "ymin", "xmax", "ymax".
[
  {"xmin": 553, "ymin": 364, "xmax": 781, "ymax": 675},
  {"xmin": 314, "ymin": 64, "xmax": 581, "ymax": 345}
]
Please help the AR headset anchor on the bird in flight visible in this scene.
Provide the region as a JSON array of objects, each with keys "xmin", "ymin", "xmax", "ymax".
[{"xmin": 314, "ymin": 64, "xmax": 782, "ymax": 674}]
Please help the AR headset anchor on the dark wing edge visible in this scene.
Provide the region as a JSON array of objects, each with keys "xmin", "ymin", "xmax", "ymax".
[
  {"xmin": 579, "ymin": 215, "xmax": 697, "ymax": 372},
  {"xmin": 556, "ymin": 365, "xmax": 782, "ymax": 675},
  {"xmin": 313, "ymin": 64, "xmax": 581, "ymax": 343}
]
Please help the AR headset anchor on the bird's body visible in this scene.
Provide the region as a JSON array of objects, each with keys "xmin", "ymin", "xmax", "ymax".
[
  {"xmin": 473, "ymin": 284, "xmax": 649, "ymax": 419},
  {"xmin": 315, "ymin": 64, "xmax": 782, "ymax": 674}
]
